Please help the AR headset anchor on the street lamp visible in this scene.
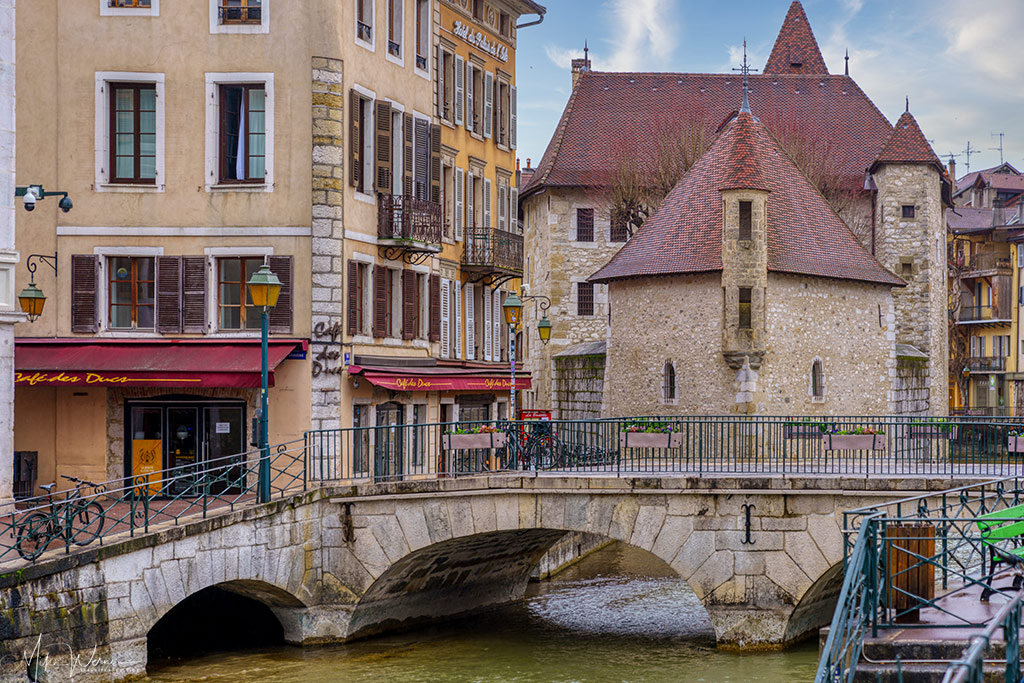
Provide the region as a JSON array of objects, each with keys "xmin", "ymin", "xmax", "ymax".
[
  {"xmin": 246, "ymin": 264, "xmax": 282, "ymax": 503},
  {"xmin": 502, "ymin": 292, "xmax": 552, "ymax": 420},
  {"xmin": 18, "ymin": 253, "xmax": 58, "ymax": 322}
]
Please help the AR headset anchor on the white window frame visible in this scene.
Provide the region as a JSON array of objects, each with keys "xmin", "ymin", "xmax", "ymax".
[
  {"xmin": 94, "ymin": 246, "xmax": 164, "ymax": 335},
  {"xmin": 413, "ymin": 0, "xmax": 432, "ymax": 81},
  {"xmin": 209, "ymin": 0, "xmax": 269, "ymax": 34},
  {"xmin": 388, "ymin": 100, "xmax": 406, "ymax": 196},
  {"xmin": 454, "ymin": 280, "xmax": 463, "ymax": 359},
  {"xmin": 204, "ymin": 72, "xmax": 275, "ymax": 192},
  {"xmin": 95, "ymin": 72, "xmax": 166, "ymax": 193},
  {"xmin": 384, "ymin": 0, "xmax": 404, "ymax": 66},
  {"xmin": 355, "ymin": 0, "xmax": 375, "ymax": 52},
  {"xmin": 351, "ymin": 251, "xmax": 375, "ymax": 342},
  {"xmin": 352, "ymin": 83, "xmax": 376, "ymax": 202},
  {"xmin": 204, "ymin": 246, "xmax": 273, "ymax": 335},
  {"xmin": 101, "ymin": 0, "xmax": 160, "ymax": 17}
]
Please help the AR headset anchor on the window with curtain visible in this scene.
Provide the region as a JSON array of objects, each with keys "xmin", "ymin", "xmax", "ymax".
[
  {"xmin": 109, "ymin": 257, "xmax": 155, "ymax": 329},
  {"xmin": 218, "ymin": 257, "xmax": 264, "ymax": 330},
  {"xmin": 219, "ymin": 84, "xmax": 266, "ymax": 183},
  {"xmin": 110, "ymin": 83, "xmax": 156, "ymax": 184}
]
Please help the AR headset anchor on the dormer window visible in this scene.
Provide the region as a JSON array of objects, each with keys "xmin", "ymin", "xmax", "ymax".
[{"xmin": 739, "ymin": 201, "xmax": 752, "ymax": 240}]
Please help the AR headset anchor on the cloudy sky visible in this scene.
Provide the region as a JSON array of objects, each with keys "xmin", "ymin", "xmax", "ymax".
[{"xmin": 515, "ymin": 0, "xmax": 1024, "ymax": 181}]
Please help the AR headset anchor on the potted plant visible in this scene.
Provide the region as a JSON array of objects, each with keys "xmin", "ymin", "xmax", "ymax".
[
  {"xmin": 822, "ymin": 427, "xmax": 886, "ymax": 451},
  {"xmin": 1008, "ymin": 430, "xmax": 1024, "ymax": 454},
  {"xmin": 619, "ymin": 422, "xmax": 683, "ymax": 449},
  {"xmin": 784, "ymin": 419, "xmax": 831, "ymax": 439},
  {"xmin": 908, "ymin": 418, "xmax": 957, "ymax": 440},
  {"xmin": 442, "ymin": 425, "xmax": 508, "ymax": 450}
]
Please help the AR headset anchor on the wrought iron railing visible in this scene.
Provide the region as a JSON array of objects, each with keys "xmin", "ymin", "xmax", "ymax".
[
  {"xmin": 378, "ymin": 193, "xmax": 443, "ymax": 245},
  {"xmin": 462, "ymin": 226, "xmax": 524, "ymax": 273},
  {"xmin": 941, "ymin": 588, "xmax": 1023, "ymax": 683},
  {"xmin": 966, "ymin": 356, "xmax": 1007, "ymax": 372},
  {"xmin": 0, "ymin": 440, "xmax": 306, "ymax": 566}
]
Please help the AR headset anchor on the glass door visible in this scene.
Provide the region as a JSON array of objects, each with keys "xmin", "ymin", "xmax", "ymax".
[
  {"xmin": 204, "ymin": 406, "xmax": 245, "ymax": 494},
  {"xmin": 167, "ymin": 407, "xmax": 199, "ymax": 494},
  {"xmin": 375, "ymin": 402, "xmax": 404, "ymax": 482}
]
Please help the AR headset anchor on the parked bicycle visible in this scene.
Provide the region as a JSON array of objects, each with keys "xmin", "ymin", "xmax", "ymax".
[{"xmin": 15, "ymin": 475, "xmax": 106, "ymax": 561}]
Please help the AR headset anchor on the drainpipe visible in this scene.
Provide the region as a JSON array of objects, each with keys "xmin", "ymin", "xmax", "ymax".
[{"xmin": 516, "ymin": 10, "xmax": 545, "ymax": 29}]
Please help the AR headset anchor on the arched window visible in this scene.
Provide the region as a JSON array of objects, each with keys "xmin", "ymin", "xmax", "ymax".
[
  {"xmin": 663, "ymin": 361, "xmax": 676, "ymax": 401},
  {"xmin": 811, "ymin": 359, "xmax": 824, "ymax": 400}
]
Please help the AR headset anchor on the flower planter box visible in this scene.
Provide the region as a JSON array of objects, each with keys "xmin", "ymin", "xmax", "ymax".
[
  {"xmin": 442, "ymin": 432, "xmax": 507, "ymax": 450},
  {"xmin": 822, "ymin": 434, "xmax": 885, "ymax": 451},
  {"xmin": 908, "ymin": 426, "xmax": 957, "ymax": 440},
  {"xmin": 620, "ymin": 432, "xmax": 683, "ymax": 449},
  {"xmin": 784, "ymin": 424, "xmax": 825, "ymax": 439},
  {"xmin": 1008, "ymin": 436, "xmax": 1024, "ymax": 453}
]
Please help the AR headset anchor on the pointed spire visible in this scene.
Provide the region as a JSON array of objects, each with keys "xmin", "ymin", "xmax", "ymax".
[
  {"xmin": 905, "ymin": 96, "xmax": 909, "ymax": 113},
  {"xmin": 732, "ymin": 38, "xmax": 758, "ymax": 116},
  {"xmin": 764, "ymin": 1, "xmax": 829, "ymax": 75},
  {"xmin": 872, "ymin": 108, "xmax": 944, "ymax": 173},
  {"xmin": 844, "ymin": 48, "xmax": 849, "ymax": 76},
  {"xmin": 584, "ymin": 40, "xmax": 589, "ymax": 65}
]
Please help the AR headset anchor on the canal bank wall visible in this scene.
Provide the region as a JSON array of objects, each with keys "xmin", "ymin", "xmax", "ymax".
[{"xmin": 531, "ymin": 532, "xmax": 613, "ymax": 581}]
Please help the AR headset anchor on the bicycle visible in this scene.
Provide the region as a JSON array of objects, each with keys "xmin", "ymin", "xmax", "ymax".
[{"xmin": 15, "ymin": 475, "xmax": 106, "ymax": 561}]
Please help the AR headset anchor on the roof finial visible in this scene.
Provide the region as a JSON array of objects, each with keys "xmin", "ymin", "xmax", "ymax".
[
  {"xmin": 844, "ymin": 48, "xmax": 849, "ymax": 76},
  {"xmin": 732, "ymin": 37, "xmax": 759, "ymax": 115},
  {"xmin": 905, "ymin": 96, "xmax": 909, "ymax": 113}
]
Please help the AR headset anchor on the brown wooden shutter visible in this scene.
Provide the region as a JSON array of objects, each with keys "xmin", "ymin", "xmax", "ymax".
[
  {"xmin": 71, "ymin": 254, "xmax": 98, "ymax": 333},
  {"xmin": 182, "ymin": 256, "xmax": 207, "ymax": 334},
  {"xmin": 414, "ymin": 118, "xmax": 430, "ymax": 200},
  {"xmin": 403, "ymin": 113, "xmax": 414, "ymax": 197},
  {"xmin": 430, "ymin": 123, "xmax": 442, "ymax": 205},
  {"xmin": 347, "ymin": 259, "xmax": 359, "ymax": 335},
  {"xmin": 155, "ymin": 256, "xmax": 182, "ymax": 334},
  {"xmin": 429, "ymin": 273, "xmax": 440, "ymax": 342},
  {"xmin": 268, "ymin": 255, "xmax": 293, "ymax": 334},
  {"xmin": 373, "ymin": 265, "xmax": 387, "ymax": 338},
  {"xmin": 374, "ymin": 100, "xmax": 392, "ymax": 194},
  {"xmin": 349, "ymin": 90, "xmax": 362, "ymax": 188},
  {"xmin": 402, "ymin": 269, "xmax": 416, "ymax": 340}
]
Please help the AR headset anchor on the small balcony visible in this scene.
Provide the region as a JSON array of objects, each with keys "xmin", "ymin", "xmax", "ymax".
[
  {"xmin": 958, "ymin": 305, "xmax": 1011, "ymax": 324},
  {"xmin": 377, "ymin": 195, "xmax": 443, "ymax": 257},
  {"xmin": 966, "ymin": 356, "xmax": 1006, "ymax": 372},
  {"xmin": 462, "ymin": 226, "xmax": 524, "ymax": 279},
  {"xmin": 963, "ymin": 248, "xmax": 1012, "ymax": 277}
]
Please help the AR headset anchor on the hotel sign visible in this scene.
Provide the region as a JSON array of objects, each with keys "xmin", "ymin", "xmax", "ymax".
[{"xmin": 453, "ymin": 20, "xmax": 508, "ymax": 62}]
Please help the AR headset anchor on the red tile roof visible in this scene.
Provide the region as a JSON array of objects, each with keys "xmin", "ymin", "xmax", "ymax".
[
  {"xmin": 871, "ymin": 111, "xmax": 943, "ymax": 171},
  {"xmin": 763, "ymin": 1, "xmax": 829, "ymax": 75},
  {"xmin": 946, "ymin": 206, "xmax": 996, "ymax": 233},
  {"xmin": 589, "ymin": 111, "xmax": 903, "ymax": 288}
]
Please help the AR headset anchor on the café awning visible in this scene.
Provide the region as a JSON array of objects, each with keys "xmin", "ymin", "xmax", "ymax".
[
  {"xmin": 15, "ymin": 339, "xmax": 307, "ymax": 388},
  {"xmin": 348, "ymin": 364, "xmax": 531, "ymax": 392}
]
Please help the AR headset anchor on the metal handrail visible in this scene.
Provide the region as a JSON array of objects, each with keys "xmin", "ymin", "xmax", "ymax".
[{"xmin": 941, "ymin": 588, "xmax": 1023, "ymax": 683}]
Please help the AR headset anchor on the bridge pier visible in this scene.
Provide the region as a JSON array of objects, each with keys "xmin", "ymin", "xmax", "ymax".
[{"xmin": 272, "ymin": 605, "xmax": 354, "ymax": 645}]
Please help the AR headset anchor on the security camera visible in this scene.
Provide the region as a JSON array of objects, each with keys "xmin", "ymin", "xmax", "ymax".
[
  {"xmin": 58, "ymin": 196, "xmax": 73, "ymax": 213},
  {"xmin": 22, "ymin": 190, "xmax": 35, "ymax": 212}
]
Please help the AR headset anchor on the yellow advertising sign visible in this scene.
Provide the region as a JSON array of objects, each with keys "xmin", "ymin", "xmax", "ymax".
[{"xmin": 132, "ymin": 439, "xmax": 163, "ymax": 495}]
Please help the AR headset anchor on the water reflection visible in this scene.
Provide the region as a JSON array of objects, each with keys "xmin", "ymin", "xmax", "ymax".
[{"xmin": 148, "ymin": 542, "xmax": 818, "ymax": 683}]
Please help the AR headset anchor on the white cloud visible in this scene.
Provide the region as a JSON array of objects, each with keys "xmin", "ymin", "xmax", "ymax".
[{"xmin": 944, "ymin": 0, "xmax": 1024, "ymax": 82}]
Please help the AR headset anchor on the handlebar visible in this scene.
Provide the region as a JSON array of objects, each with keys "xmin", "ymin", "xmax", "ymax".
[{"xmin": 61, "ymin": 475, "xmax": 98, "ymax": 487}]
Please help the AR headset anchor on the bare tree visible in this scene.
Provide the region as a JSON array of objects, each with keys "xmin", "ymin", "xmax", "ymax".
[{"xmin": 947, "ymin": 236, "xmax": 970, "ymax": 409}]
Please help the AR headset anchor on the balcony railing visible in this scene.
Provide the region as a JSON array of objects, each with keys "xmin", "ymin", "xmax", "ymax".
[
  {"xmin": 965, "ymin": 249, "xmax": 1012, "ymax": 274},
  {"xmin": 378, "ymin": 194, "xmax": 442, "ymax": 246},
  {"xmin": 357, "ymin": 21, "xmax": 372, "ymax": 42},
  {"xmin": 958, "ymin": 304, "xmax": 1010, "ymax": 322},
  {"xmin": 388, "ymin": 40, "xmax": 401, "ymax": 57},
  {"xmin": 462, "ymin": 226, "xmax": 524, "ymax": 274},
  {"xmin": 966, "ymin": 355, "xmax": 1006, "ymax": 372}
]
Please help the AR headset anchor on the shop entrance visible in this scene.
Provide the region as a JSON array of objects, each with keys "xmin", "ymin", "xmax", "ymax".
[
  {"xmin": 126, "ymin": 398, "xmax": 246, "ymax": 495},
  {"xmin": 375, "ymin": 402, "xmax": 404, "ymax": 481}
]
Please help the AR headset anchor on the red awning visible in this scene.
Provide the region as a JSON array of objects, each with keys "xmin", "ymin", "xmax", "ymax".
[
  {"xmin": 15, "ymin": 339, "xmax": 307, "ymax": 388},
  {"xmin": 348, "ymin": 365, "xmax": 531, "ymax": 392}
]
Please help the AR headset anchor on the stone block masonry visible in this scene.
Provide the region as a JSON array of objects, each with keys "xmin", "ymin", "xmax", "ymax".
[{"xmin": 310, "ymin": 57, "xmax": 344, "ymax": 431}]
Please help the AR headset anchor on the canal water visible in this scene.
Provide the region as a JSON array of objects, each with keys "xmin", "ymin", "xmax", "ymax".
[{"xmin": 147, "ymin": 542, "xmax": 819, "ymax": 682}]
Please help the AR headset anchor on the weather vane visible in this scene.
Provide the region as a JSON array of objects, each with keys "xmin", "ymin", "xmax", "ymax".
[{"xmin": 732, "ymin": 38, "xmax": 758, "ymax": 114}]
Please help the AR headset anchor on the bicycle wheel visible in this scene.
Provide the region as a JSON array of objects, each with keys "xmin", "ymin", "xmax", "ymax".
[
  {"xmin": 73, "ymin": 501, "xmax": 105, "ymax": 546},
  {"xmin": 16, "ymin": 512, "xmax": 55, "ymax": 561}
]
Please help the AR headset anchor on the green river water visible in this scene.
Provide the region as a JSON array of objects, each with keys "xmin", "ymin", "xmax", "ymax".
[{"xmin": 147, "ymin": 542, "xmax": 819, "ymax": 682}]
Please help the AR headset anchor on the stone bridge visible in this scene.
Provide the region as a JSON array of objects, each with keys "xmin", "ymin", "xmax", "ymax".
[{"xmin": 0, "ymin": 474, "xmax": 977, "ymax": 681}]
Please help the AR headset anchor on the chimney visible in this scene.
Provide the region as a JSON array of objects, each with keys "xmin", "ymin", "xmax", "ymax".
[
  {"xmin": 526, "ymin": 158, "xmax": 531, "ymax": 169},
  {"xmin": 947, "ymin": 158, "xmax": 956, "ymax": 182},
  {"xmin": 993, "ymin": 198, "xmax": 1005, "ymax": 227}
]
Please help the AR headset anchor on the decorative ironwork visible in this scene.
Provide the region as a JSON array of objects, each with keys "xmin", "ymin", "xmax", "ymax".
[
  {"xmin": 462, "ymin": 226, "xmax": 523, "ymax": 276},
  {"xmin": 378, "ymin": 194, "xmax": 443, "ymax": 247}
]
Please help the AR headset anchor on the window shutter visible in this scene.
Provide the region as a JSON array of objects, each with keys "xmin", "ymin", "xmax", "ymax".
[
  {"xmin": 402, "ymin": 269, "xmax": 416, "ymax": 340},
  {"xmin": 373, "ymin": 265, "xmax": 387, "ymax": 338},
  {"xmin": 454, "ymin": 54, "xmax": 464, "ymax": 126},
  {"xmin": 349, "ymin": 90, "xmax": 362, "ymax": 188},
  {"xmin": 466, "ymin": 173, "xmax": 474, "ymax": 227},
  {"xmin": 414, "ymin": 118, "xmax": 429, "ymax": 201},
  {"xmin": 483, "ymin": 71, "xmax": 493, "ymax": 139},
  {"xmin": 454, "ymin": 281, "xmax": 462, "ymax": 359},
  {"xmin": 374, "ymin": 100, "xmax": 392, "ymax": 194},
  {"xmin": 430, "ymin": 123, "xmax": 442, "ymax": 205},
  {"xmin": 71, "ymin": 254, "xmax": 98, "ymax": 333},
  {"xmin": 484, "ymin": 177, "xmax": 492, "ymax": 227},
  {"xmin": 465, "ymin": 62, "xmax": 474, "ymax": 133},
  {"xmin": 429, "ymin": 273, "xmax": 441, "ymax": 342},
  {"xmin": 436, "ymin": 44, "xmax": 443, "ymax": 119},
  {"xmin": 403, "ymin": 113, "xmax": 414, "ymax": 197},
  {"xmin": 181, "ymin": 256, "xmax": 208, "ymax": 334},
  {"xmin": 440, "ymin": 277, "xmax": 450, "ymax": 358},
  {"xmin": 498, "ymin": 184, "xmax": 507, "ymax": 231},
  {"xmin": 268, "ymin": 255, "xmax": 293, "ymax": 334},
  {"xmin": 455, "ymin": 166, "xmax": 464, "ymax": 240},
  {"xmin": 347, "ymin": 259, "xmax": 359, "ymax": 335},
  {"xmin": 510, "ymin": 187, "xmax": 519, "ymax": 232},
  {"xmin": 492, "ymin": 288, "xmax": 501, "ymax": 360},
  {"xmin": 465, "ymin": 282, "xmax": 475, "ymax": 360},
  {"xmin": 155, "ymin": 256, "xmax": 182, "ymax": 334},
  {"xmin": 510, "ymin": 85, "xmax": 517, "ymax": 149},
  {"xmin": 483, "ymin": 285, "xmax": 492, "ymax": 361}
]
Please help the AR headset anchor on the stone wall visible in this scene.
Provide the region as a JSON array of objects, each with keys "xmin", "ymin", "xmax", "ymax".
[
  {"xmin": 553, "ymin": 352, "xmax": 605, "ymax": 419},
  {"xmin": 530, "ymin": 532, "xmax": 612, "ymax": 580},
  {"xmin": 310, "ymin": 57, "xmax": 345, "ymax": 431},
  {"xmin": 604, "ymin": 272, "xmax": 894, "ymax": 415}
]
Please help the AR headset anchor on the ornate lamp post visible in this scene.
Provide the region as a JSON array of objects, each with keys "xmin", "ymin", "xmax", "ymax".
[
  {"xmin": 246, "ymin": 264, "xmax": 282, "ymax": 503},
  {"xmin": 501, "ymin": 293, "xmax": 552, "ymax": 420},
  {"xmin": 17, "ymin": 253, "xmax": 58, "ymax": 322}
]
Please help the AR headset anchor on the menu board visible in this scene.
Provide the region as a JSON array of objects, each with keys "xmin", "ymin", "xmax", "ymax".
[{"xmin": 132, "ymin": 439, "xmax": 163, "ymax": 495}]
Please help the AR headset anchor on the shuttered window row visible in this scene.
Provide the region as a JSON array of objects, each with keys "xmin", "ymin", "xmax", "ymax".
[
  {"xmin": 70, "ymin": 254, "xmax": 293, "ymax": 334},
  {"xmin": 441, "ymin": 59, "xmax": 515, "ymax": 149}
]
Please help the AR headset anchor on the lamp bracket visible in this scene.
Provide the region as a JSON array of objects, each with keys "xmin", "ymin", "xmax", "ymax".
[
  {"xmin": 26, "ymin": 253, "xmax": 58, "ymax": 282},
  {"xmin": 521, "ymin": 294, "xmax": 551, "ymax": 313},
  {"xmin": 15, "ymin": 185, "xmax": 70, "ymax": 202}
]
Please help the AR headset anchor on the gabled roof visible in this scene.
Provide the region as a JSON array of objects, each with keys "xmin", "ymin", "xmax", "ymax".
[
  {"xmin": 763, "ymin": 1, "xmax": 829, "ymax": 75},
  {"xmin": 946, "ymin": 206, "xmax": 996, "ymax": 233},
  {"xmin": 589, "ymin": 111, "xmax": 903, "ymax": 287},
  {"xmin": 871, "ymin": 110, "xmax": 944, "ymax": 172},
  {"xmin": 954, "ymin": 163, "xmax": 1022, "ymax": 196}
]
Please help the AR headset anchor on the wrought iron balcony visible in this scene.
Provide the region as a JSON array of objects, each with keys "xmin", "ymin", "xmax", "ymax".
[
  {"xmin": 462, "ymin": 226, "xmax": 524, "ymax": 276},
  {"xmin": 966, "ymin": 356, "xmax": 1006, "ymax": 372},
  {"xmin": 377, "ymin": 194, "xmax": 443, "ymax": 251}
]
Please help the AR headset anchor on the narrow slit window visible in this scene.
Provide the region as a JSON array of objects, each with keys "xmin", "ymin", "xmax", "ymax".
[
  {"xmin": 739, "ymin": 201, "xmax": 752, "ymax": 240},
  {"xmin": 576, "ymin": 208, "xmax": 594, "ymax": 242},
  {"xmin": 738, "ymin": 287, "xmax": 752, "ymax": 329},
  {"xmin": 663, "ymin": 362, "xmax": 676, "ymax": 401},
  {"xmin": 811, "ymin": 359, "xmax": 824, "ymax": 399}
]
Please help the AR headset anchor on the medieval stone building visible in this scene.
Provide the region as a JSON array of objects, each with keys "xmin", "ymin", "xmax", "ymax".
[{"xmin": 520, "ymin": 0, "xmax": 950, "ymax": 416}]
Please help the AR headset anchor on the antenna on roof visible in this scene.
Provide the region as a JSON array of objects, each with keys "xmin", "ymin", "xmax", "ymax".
[
  {"xmin": 844, "ymin": 48, "xmax": 849, "ymax": 76},
  {"xmin": 731, "ymin": 38, "xmax": 759, "ymax": 115},
  {"xmin": 991, "ymin": 132, "xmax": 1005, "ymax": 164},
  {"xmin": 963, "ymin": 141, "xmax": 977, "ymax": 173}
]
